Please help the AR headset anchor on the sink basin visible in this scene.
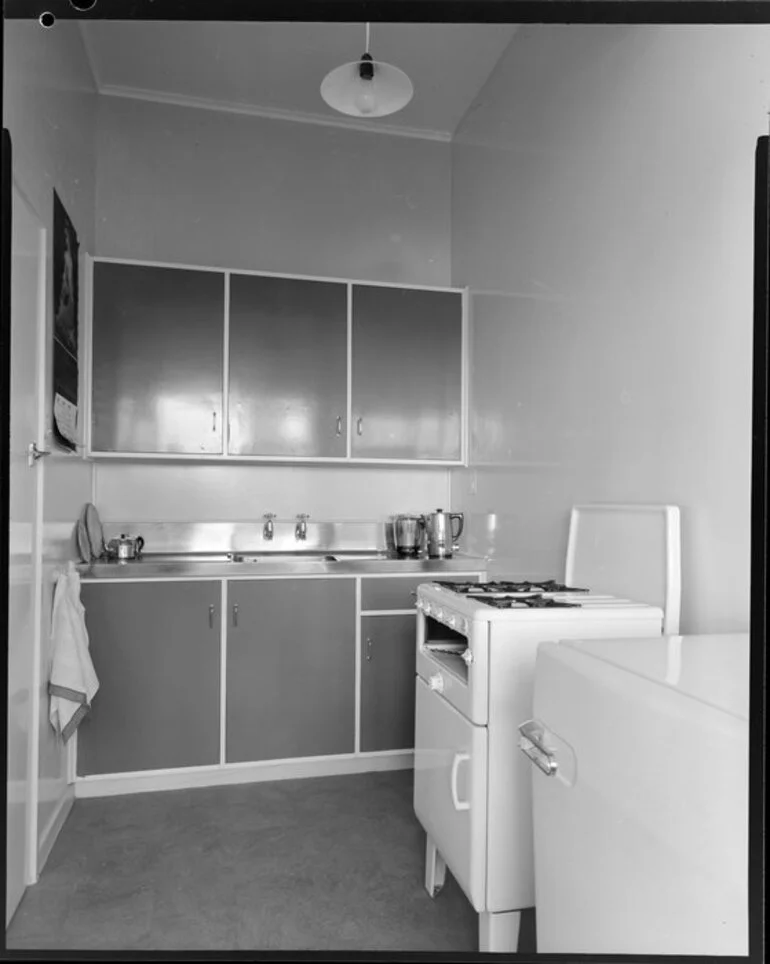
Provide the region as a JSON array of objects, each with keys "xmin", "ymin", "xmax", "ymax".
[
  {"xmin": 242, "ymin": 552, "xmax": 334, "ymax": 563},
  {"xmin": 325, "ymin": 551, "xmax": 395, "ymax": 561}
]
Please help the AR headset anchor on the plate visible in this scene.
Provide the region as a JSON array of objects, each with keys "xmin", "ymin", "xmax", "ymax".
[
  {"xmin": 76, "ymin": 511, "xmax": 92, "ymax": 563},
  {"xmin": 84, "ymin": 503, "xmax": 105, "ymax": 561}
]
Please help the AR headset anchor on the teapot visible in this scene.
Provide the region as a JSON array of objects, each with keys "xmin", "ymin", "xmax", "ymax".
[
  {"xmin": 423, "ymin": 509, "xmax": 464, "ymax": 559},
  {"xmin": 106, "ymin": 533, "xmax": 145, "ymax": 561}
]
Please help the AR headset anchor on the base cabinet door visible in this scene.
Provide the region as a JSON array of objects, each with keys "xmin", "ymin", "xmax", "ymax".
[
  {"xmin": 226, "ymin": 579, "xmax": 355, "ymax": 762},
  {"xmin": 360, "ymin": 614, "xmax": 417, "ymax": 752},
  {"xmin": 78, "ymin": 582, "xmax": 222, "ymax": 776}
]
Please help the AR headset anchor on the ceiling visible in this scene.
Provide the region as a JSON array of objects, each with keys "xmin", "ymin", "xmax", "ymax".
[{"xmin": 79, "ymin": 21, "xmax": 519, "ymax": 140}]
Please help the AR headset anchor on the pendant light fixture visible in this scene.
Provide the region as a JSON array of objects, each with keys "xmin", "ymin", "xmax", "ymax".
[{"xmin": 320, "ymin": 23, "xmax": 414, "ymax": 118}]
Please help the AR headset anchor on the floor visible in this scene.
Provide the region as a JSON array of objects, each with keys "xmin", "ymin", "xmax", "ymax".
[{"xmin": 6, "ymin": 770, "xmax": 535, "ymax": 953}]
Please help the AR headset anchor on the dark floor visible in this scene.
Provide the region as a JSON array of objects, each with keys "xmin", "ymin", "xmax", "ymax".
[{"xmin": 6, "ymin": 770, "xmax": 533, "ymax": 953}]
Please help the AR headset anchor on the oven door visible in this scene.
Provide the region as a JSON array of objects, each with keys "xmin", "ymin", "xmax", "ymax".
[{"xmin": 414, "ymin": 675, "xmax": 488, "ymax": 913}]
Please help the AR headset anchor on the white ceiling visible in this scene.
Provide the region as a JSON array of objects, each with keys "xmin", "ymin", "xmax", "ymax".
[{"xmin": 79, "ymin": 21, "xmax": 519, "ymax": 140}]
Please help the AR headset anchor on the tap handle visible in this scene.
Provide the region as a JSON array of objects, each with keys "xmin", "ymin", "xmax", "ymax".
[{"xmin": 263, "ymin": 512, "xmax": 276, "ymax": 520}]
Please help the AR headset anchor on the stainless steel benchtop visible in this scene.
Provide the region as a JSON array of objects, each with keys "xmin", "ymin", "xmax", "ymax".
[{"xmin": 78, "ymin": 551, "xmax": 488, "ymax": 582}]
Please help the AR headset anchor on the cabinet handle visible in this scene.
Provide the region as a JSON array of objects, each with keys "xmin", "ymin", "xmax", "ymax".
[
  {"xmin": 212, "ymin": 411, "xmax": 217, "ymax": 433},
  {"xmin": 208, "ymin": 604, "xmax": 215, "ymax": 628},
  {"xmin": 366, "ymin": 637, "xmax": 373, "ymax": 661},
  {"xmin": 232, "ymin": 603, "xmax": 239, "ymax": 628},
  {"xmin": 336, "ymin": 416, "xmax": 342, "ymax": 436},
  {"xmin": 357, "ymin": 417, "xmax": 363, "ymax": 436}
]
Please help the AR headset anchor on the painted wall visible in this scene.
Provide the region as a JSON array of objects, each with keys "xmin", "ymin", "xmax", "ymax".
[
  {"xmin": 94, "ymin": 462, "xmax": 448, "ymax": 524},
  {"xmin": 450, "ymin": 25, "xmax": 768, "ymax": 633},
  {"xmin": 92, "ymin": 95, "xmax": 453, "ymax": 522},
  {"xmin": 3, "ymin": 19, "xmax": 97, "ymax": 870}
]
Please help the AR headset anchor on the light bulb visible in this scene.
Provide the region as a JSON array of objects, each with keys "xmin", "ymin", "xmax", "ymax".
[{"xmin": 354, "ymin": 80, "xmax": 377, "ymax": 115}]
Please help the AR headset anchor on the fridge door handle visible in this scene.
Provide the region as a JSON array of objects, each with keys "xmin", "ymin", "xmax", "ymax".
[
  {"xmin": 450, "ymin": 752, "xmax": 471, "ymax": 811},
  {"xmin": 518, "ymin": 719, "xmax": 559, "ymax": 777}
]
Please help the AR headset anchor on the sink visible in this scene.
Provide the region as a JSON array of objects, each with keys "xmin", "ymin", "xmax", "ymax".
[
  {"xmin": 325, "ymin": 551, "xmax": 396, "ymax": 561},
  {"xmin": 242, "ymin": 552, "xmax": 336, "ymax": 562}
]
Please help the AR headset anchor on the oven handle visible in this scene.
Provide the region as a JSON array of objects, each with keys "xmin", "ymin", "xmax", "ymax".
[{"xmin": 450, "ymin": 752, "xmax": 471, "ymax": 811}]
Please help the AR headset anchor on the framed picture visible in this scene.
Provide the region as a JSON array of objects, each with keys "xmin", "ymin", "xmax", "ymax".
[{"xmin": 52, "ymin": 189, "xmax": 79, "ymax": 451}]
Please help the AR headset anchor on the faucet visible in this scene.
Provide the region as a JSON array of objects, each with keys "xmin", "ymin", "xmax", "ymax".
[
  {"xmin": 295, "ymin": 513, "xmax": 309, "ymax": 541},
  {"xmin": 263, "ymin": 513, "xmax": 276, "ymax": 541}
]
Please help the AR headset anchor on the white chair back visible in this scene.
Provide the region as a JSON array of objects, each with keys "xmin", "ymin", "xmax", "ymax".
[{"xmin": 565, "ymin": 503, "xmax": 681, "ymax": 634}]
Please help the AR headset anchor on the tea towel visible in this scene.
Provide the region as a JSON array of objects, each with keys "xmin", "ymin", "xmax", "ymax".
[{"xmin": 49, "ymin": 561, "xmax": 99, "ymax": 742}]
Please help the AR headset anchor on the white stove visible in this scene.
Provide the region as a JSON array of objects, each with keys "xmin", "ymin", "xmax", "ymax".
[{"xmin": 412, "ymin": 578, "xmax": 665, "ymax": 953}]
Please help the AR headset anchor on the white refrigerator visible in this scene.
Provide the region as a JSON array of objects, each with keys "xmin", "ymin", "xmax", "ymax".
[{"xmin": 520, "ymin": 633, "xmax": 749, "ymax": 956}]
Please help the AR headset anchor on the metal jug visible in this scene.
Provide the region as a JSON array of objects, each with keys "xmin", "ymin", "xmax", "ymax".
[
  {"xmin": 106, "ymin": 533, "xmax": 145, "ymax": 561},
  {"xmin": 424, "ymin": 509, "xmax": 465, "ymax": 559},
  {"xmin": 392, "ymin": 514, "xmax": 425, "ymax": 557}
]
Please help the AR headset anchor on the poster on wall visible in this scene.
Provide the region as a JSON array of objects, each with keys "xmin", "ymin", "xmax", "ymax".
[{"xmin": 52, "ymin": 189, "xmax": 79, "ymax": 451}]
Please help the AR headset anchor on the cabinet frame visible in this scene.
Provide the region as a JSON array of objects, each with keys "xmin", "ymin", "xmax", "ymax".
[{"xmin": 85, "ymin": 256, "xmax": 468, "ymax": 466}]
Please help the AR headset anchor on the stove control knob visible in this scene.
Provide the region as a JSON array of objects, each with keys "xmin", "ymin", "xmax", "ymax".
[
  {"xmin": 462, "ymin": 649, "xmax": 474, "ymax": 666},
  {"xmin": 415, "ymin": 599, "xmax": 424, "ymax": 612},
  {"xmin": 448, "ymin": 615, "xmax": 457, "ymax": 629},
  {"xmin": 435, "ymin": 608, "xmax": 444, "ymax": 622},
  {"xmin": 423, "ymin": 603, "xmax": 432, "ymax": 616},
  {"xmin": 457, "ymin": 618, "xmax": 468, "ymax": 634},
  {"xmin": 429, "ymin": 673, "xmax": 445, "ymax": 694}
]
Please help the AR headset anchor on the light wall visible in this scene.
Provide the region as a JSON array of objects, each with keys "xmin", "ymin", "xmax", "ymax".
[
  {"xmin": 92, "ymin": 95, "xmax": 453, "ymax": 522},
  {"xmin": 94, "ymin": 462, "xmax": 449, "ymax": 524},
  {"xmin": 3, "ymin": 20, "xmax": 97, "ymax": 870},
  {"xmin": 450, "ymin": 24, "xmax": 768, "ymax": 633}
]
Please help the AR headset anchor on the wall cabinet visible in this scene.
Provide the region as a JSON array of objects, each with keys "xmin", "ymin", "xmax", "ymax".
[
  {"xmin": 351, "ymin": 284, "xmax": 463, "ymax": 461},
  {"xmin": 360, "ymin": 614, "xmax": 417, "ymax": 752},
  {"xmin": 90, "ymin": 260, "xmax": 465, "ymax": 464},
  {"xmin": 77, "ymin": 581, "xmax": 221, "ymax": 776},
  {"xmin": 225, "ymin": 578, "xmax": 356, "ymax": 762},
  {"xmin": 91, "ymin": 262, "xmax": 225, "ymax": 455},
  {"xmin": 228, "ymin": 273, "xmax": 348, "ymax": 458}
]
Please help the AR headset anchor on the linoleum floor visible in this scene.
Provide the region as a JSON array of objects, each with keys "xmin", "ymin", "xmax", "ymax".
[{"xmin": 6, "ymin": 769, "xmax": 533, "ymax": 953}]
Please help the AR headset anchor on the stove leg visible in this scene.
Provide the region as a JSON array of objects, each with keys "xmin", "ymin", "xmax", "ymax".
[
  {"xmin": 478, "ymin": 910, "xmax": 521, "ymax": 953},
  {"xmin": 424, "ymin": 835, "xmax": 446, "ymax": 898}
]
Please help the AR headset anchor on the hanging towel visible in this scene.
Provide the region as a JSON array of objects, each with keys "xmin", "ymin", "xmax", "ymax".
[{"xmin": 49, "ymin": 561, "xmax": 99, "ymax": 743}]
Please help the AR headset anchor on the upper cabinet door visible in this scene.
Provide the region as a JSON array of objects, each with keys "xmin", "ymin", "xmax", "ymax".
[
  {"xmin": 228, "ymin": 274, "xmax": 347, "ymax": 457},
  {"xmin": 351, "ymin": 285, "xmax": 463, "ymax": 461},
  {"xmin": 91, "ymin": 262, "xmax": 225, "ymax": 454}
]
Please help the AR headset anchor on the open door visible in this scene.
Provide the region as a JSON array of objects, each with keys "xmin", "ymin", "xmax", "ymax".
[{"xmin": 4, "ymin": 129, "xmax": 46, "ymax": 926}]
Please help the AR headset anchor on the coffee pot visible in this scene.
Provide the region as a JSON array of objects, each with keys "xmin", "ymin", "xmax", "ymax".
[
  {"xmin": 424, "ymin": 509, "xmax": 465, "ymax": 559},
  {"xmin": 392, "ymin": 514, "xmax": 425, "ymax": 557}
]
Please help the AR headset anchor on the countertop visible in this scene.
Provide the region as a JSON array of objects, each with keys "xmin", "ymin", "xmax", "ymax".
[{"xmin": 77, "ymin": 551, "xmax": 488, "ymax": 582}]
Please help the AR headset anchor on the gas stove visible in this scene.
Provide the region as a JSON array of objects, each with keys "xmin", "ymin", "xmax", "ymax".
[{"xmin": 434, "ymin": 579, "xmax": 589, "ymax": 609}]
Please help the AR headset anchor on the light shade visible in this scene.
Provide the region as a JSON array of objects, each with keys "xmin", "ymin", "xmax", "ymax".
[{"xmin": 321, "ymin": 59, "xmax": 414, "ymax": 118}]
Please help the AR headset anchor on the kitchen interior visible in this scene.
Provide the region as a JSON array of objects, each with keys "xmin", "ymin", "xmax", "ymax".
[{"xmin": 3, "ymin": 8, "xmax": 764, "ymax": 957}]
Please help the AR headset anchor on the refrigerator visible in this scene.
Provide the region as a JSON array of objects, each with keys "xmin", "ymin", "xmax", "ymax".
[{"xmin": 520, "ymin": 633, "xmax": 749, "ymax": 955}]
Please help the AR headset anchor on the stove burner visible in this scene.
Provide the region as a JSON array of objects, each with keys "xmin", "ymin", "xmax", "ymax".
[
  {"xmin": 435, "ymin": 579, "xmax": 588, "ymax": 595},
  {"xmin": 481, "ymin": 595, "xmax": 582, "ymax": 609}
]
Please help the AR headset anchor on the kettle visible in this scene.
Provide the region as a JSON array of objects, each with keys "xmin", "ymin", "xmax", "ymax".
[
  {"xmin": 424, "ymin": 509, "xmax": 465, "ymax": 559},
  {"xmin": 392, "ymin": 514, "xmax": 425, "ymax": 557},
  {"xmin": 106, "ymin": 533, "xmax": 145, "ymax": 562}
]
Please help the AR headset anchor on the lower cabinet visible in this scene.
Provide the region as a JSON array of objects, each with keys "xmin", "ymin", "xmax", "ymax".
[
  {"xmin": 78, "ymin": 581, "xmax": 222, "ymax": 776},
  {"xmin": 360, "ymin": 614, "xmax": 417, "ymax": 752},
  {"xmin": 226, "ymin": 578, "xmax": 356, "ymax": 762}
]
